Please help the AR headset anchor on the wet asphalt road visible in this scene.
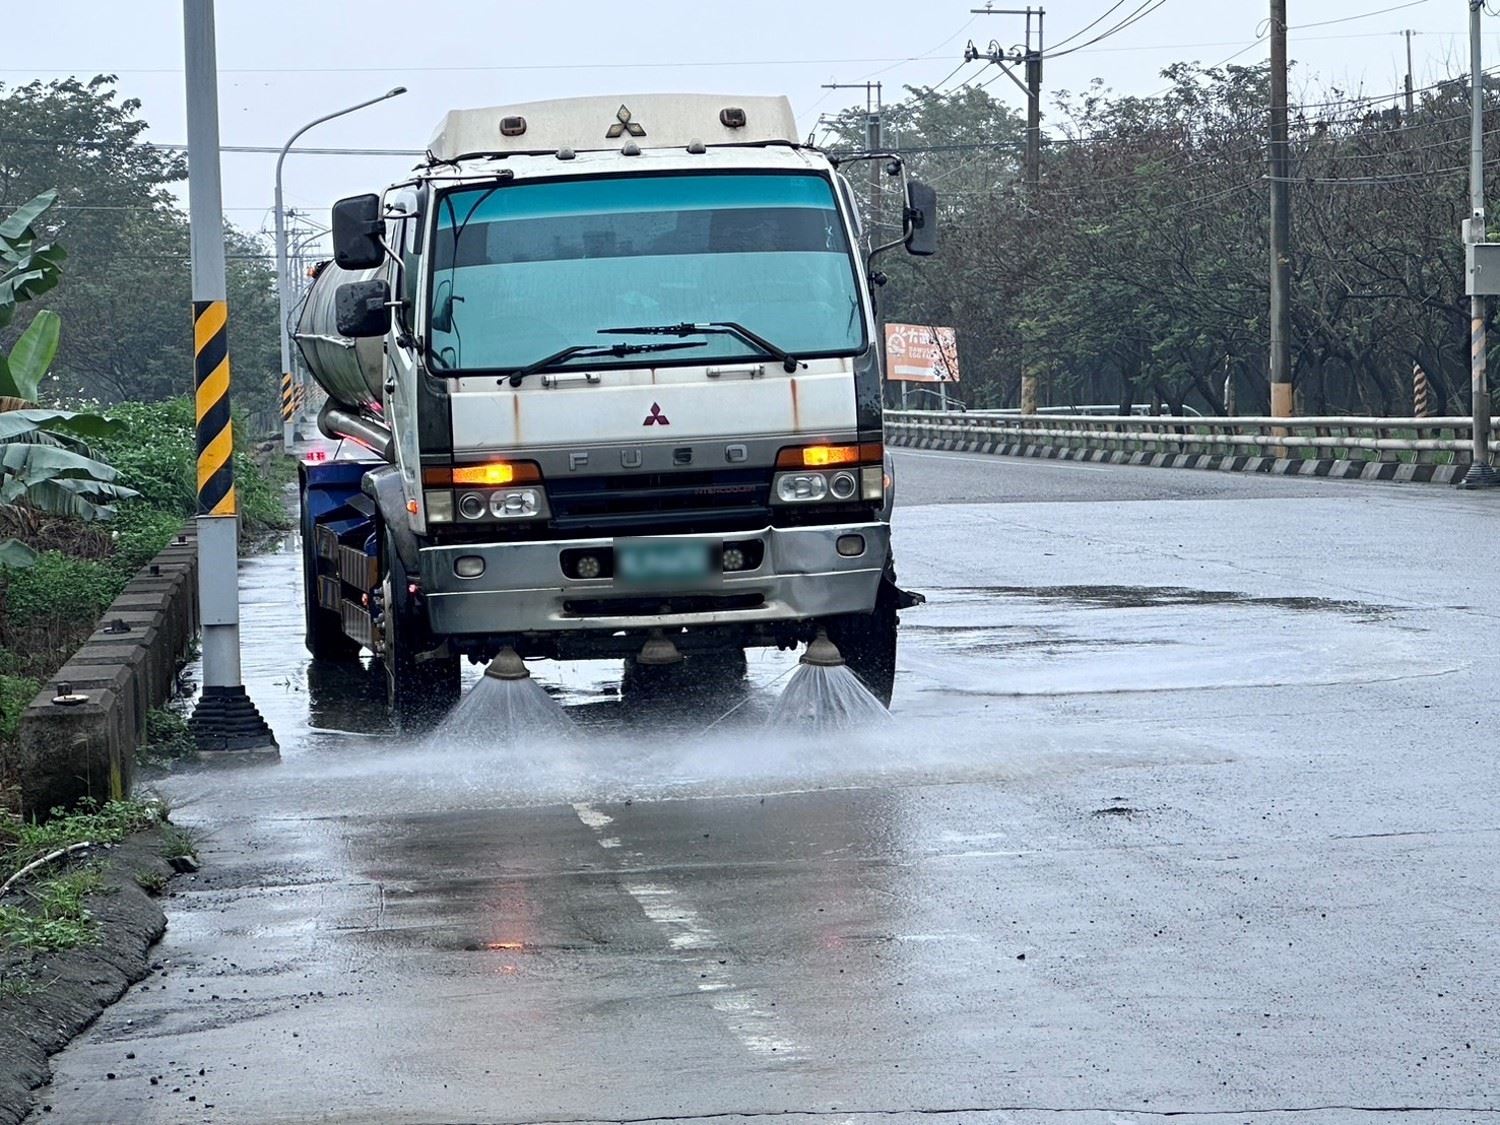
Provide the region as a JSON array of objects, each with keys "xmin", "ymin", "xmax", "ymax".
[{"xmin": 31, "ymin": 451, "xmax": 1500, "ymax": 1124}]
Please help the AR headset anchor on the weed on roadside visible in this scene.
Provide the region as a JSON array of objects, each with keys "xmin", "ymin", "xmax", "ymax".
[
  {"xmin": 137, "ymin": 707, "xmax": 196, "ymax": 765},
  {"xmin": 0, "ymin": 866, "xmax": 105, "ymax": 952},
  {"xmin": 0, "ymin": 973, "xmax": 45, "ymax": 1001},
  {"xmin": 134, "ymin": 869, "xmax": 167, "ymax": 896},
  {"xmin": 159, "ymin": 823, "xmax": 198, "ymax": 862},
  {"xmin": 0, "ymin": 799, "xmax": 168, "ymax": 954}
]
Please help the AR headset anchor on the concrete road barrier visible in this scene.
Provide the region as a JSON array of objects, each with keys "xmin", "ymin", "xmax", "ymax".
[
  {"xmin": 6, "ymin": 529, "xmax": 199, "ymax": 818},
  {"xmin": 884, "ymin": 411, "xmax": 1481, "ymax": 483}
]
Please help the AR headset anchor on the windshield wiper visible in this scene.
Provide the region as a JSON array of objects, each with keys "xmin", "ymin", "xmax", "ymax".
[
  {"xmin": 506, "ymin": 340, "xmax": 706, "ymax": 386},
  {"xmin": 600, "ymin": 322, "xmax": 802, "ymax": 373}
]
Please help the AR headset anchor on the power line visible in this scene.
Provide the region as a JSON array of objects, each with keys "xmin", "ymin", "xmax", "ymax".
[
  {"xmin": 1046, "ymin": 0, "xmax": 1133, "ymax": 54},
  {"xmin": 0, "ymin": 54, "xmax": 979, "ymax": 76},
  {"xmin": 1045, "ymin": 0, "xmax": 1168, "ymax": 60},
  {"xmin": 1291, "ymin": 0, "xmax": 1432, "ymax": 30}
]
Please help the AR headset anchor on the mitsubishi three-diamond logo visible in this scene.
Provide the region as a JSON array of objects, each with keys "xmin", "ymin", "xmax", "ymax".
[
  {"xmin": 607, "ymin": 105, "xmax": 647, "ymax": 139},
  {"xmin": 643, "ymin": 402, "xmax": 670, "ymax": 426}
]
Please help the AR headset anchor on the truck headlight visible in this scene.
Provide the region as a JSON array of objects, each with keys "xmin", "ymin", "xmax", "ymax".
[
  {"xmin": 490, "ymin": 489, "xmax": 540, "ymax": 518},
  {"xmin": 776, "ymin": 473, "xmax": 829, "ymax": 502}
]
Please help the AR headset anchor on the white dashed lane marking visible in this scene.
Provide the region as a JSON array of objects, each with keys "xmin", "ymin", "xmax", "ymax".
[{"xmin": 571, "ymin": 802, "xmax": 801, "ymax": 1060}]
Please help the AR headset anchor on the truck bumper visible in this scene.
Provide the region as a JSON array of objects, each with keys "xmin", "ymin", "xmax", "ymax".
[{"xmin": 419, "ymin": 523, "xmax": 889, "ymax": 636}]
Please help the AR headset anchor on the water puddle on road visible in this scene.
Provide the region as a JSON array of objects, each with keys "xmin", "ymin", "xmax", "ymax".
[{"xmin": 899, "ymin": 582, "xmax": 1451, "ymax": 701}]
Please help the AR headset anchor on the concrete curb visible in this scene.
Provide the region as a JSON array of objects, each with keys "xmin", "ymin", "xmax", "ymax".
[
  {"xmin": 7, "ymin": 530, "xmax": 199, "ymax": 818},
  {"xmin": 887, "ymin": 431, "xmax": 1466, "ymax": 485}
]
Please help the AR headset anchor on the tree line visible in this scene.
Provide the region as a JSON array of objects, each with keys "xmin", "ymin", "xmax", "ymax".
[
  {"xmin": 0, "ymin": 76, "xmax": 279, "ymax": 423},
  {"xmin": 828, "ymin": 60, "xmax": 1498, "ymax": 416}
]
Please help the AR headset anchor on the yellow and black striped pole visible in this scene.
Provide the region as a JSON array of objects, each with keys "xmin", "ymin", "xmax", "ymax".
[
  {"xmin": 194, "ymin": 299, "xmax": 236, "ymax": 517},
  {"xmin": 280, "ymin": 371, "xmax": 295, "ymax": 422},
  {"xmin": 182, "ymin": 0, "xmax": 276, "ymax": 754}
]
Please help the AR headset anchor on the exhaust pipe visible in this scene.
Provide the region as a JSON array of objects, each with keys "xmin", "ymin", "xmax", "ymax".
[{"xmin": 318, "ymin": 401, "xmax": 394, "ymax": 461}]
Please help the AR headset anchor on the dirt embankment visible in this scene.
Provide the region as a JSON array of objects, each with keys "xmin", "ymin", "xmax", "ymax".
[{"xmin": 0, "ymin": 831, "xmax": 174, "ymax": 1124}]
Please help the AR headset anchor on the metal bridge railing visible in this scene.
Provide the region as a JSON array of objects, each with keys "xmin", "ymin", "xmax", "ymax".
[{"xmin": 883, "ymin": 411, "xmax": 1498, "ymax": 465}]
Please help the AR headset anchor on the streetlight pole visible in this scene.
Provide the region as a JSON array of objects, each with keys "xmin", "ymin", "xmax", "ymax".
[{"xmin": 276, "ymin": 85, "xmax": 406, "ymax": 448}]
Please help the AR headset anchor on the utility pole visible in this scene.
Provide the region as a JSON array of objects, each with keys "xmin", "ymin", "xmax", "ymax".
[
  {"xmin": 821, "ymin": 81, "xmax": 884, "ymax": 233},
  {"xmin": 968, "ymin": 6, "xmax": 1044, "ymax": 412},
  {"xmin": 1461, "ymin": 0, "xmax": 1498, "ymax": 487},
  {"xmin": 1268, "ymin": 0, "xmax": 1293, "ymax": 420},
  {"xmin": 182, "ymin": 0, "xmax": 276, "ymax": 754},
  {"xmin": 1404, "ymin": 29, "xmax": 1416, "ymax": 115}
]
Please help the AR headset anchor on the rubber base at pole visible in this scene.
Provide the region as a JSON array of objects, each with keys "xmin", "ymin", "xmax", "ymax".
[
  {"xmin": 1457, "ymin": 461, "xmax": 1500, "ymax": 489},
  {"xmin": 190, "ymin": 685, "xmax": 279, "ymax": 756}
]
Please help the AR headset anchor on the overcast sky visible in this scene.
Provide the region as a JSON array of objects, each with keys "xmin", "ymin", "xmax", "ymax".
[{"xmin": 2, "ymin": 0, "xmax": 1489, "ymax": 250}]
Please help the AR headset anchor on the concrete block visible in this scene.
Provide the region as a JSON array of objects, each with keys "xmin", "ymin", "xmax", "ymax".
[
  {"xmin": 48, "ymin": 660, "xmax": 141, "ymax": 745},
  {"xmin": 11, "ymin": 686, "xmax": 132, "ymax": 817},
  {"xmin": 1394, "ymin": 463, "xmax": 1436, "ymax": 483}
]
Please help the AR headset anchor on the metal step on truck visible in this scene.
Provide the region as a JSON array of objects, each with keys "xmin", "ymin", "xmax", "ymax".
[{"xmin": 294, "ymin": 93, "xmax": 936, "ymax": 725}]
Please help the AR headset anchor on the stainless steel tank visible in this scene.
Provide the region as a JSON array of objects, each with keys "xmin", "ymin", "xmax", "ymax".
[{"xmin": 294, "ymin": 261, "xmax": 385, "ymax": 413}]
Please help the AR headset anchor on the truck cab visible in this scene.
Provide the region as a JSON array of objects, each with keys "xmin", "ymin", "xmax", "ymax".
[{"xmin": 296, "ymin": 94, "xmax": 936, "ymax": 723}]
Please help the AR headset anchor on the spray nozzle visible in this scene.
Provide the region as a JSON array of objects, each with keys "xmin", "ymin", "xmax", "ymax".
[
  {"xmin": 636, "ymin": 629, "xmax": 684, "ymax": 666},
  {"xmin": 800, "ymin": 629, "xmax": 846, "ymax": 668},
  {"xmin": 484, "ymin": 647, "xmax": 530, "ymax": 681}
]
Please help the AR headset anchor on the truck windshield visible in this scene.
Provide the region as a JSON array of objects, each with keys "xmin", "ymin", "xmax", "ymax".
[{"xmin": 427, "ymin": 172, "xmax": 865, "ymax": 373}]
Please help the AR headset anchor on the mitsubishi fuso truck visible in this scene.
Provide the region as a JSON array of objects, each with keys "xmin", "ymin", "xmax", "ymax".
[{"xmin": 294, "ymin": 93, "xmax": 936, "ymax": 723}]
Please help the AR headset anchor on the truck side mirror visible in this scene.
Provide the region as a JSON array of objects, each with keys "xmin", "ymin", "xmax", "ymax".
[
  {"xmin": 335, "ymin": 278, "xmax": 392, "ymax": 338},
  {"xmin": 904, "ymin": 180, "xmax": 938, "ymax": 257},
  {"xmin": 332, "ymin": 193, "xmax": 385, "ymax": 270}
]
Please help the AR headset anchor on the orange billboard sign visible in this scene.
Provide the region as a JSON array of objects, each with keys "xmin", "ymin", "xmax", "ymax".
[{"xmin": 884, "ymin": 323, "xmax": 960, "ymax": 383}]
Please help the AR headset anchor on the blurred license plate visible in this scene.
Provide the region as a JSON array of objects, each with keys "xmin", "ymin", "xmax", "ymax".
[{"xmin": 615, "ymin": 540, "xmax": 711, "ymax": 586}]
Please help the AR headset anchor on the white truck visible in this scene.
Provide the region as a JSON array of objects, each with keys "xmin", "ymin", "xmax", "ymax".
[{"xmin": 295, "ymin": 93, "xmax": 936, "ymax": 722}]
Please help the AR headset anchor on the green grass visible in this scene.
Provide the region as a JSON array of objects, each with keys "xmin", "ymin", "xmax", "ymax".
[
  {"xmin": 0, "ymin": 675, "xmax": 40, "ymax": 743},
  {"xmin": 137, "ymin": 707, "xmax": 196, "ymax": 764},
  {"xmin": 159, "ymin": 823, "xmax": 198, "ymax": 861},
  {"xmin": 134, "ymin": 869, "xmax": 167, "ymax": 896},
  {"xmin": 0, "ymin": 799, "xmax": 167, "ymax": 954},
  {"xmin": 6, "ymin": 797, "xmax": 163, "ymax": 863},
  {"xmin": 0, "ymin": 866, "xmax": 105, "ymax": 952},
  {"xmin": 0, "ymin": 974, "xmax": 42, "ymax": 1000}
]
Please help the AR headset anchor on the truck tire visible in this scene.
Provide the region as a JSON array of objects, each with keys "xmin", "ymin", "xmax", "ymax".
[
  {"xmin": 380, "ymin": 528, "xmax": 461, "ymax": 728},
  {"xmin": 827, "ymin": 559, "xmax": 900, "ymax": 707},
  {"xmin": 301, "ymin": 499, "xmax": 359, "ymax": 660}
]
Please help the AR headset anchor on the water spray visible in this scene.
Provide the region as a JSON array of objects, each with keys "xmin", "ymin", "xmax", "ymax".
[
  {"xmin": 430, "ymin": 646, "xmax": 575, "ymax": 745},
  {"xmin": 767, "ymin": 627, "xmax": 891, "ymax": 730}
]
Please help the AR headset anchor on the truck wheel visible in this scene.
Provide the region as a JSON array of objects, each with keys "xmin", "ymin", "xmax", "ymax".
[
  {"xmin": 380, "ymin": 529, "xmax": 460, "ymax": 728},
  {"xmin": 827, "ymin": 560, "xmax": 900, "ymax": 707},
  {"xmin": 301, "ymin": 498, "xmax": 358, "ymax": 660}
]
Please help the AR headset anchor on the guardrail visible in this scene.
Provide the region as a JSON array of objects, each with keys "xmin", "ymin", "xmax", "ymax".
[{"xmin": 883, "ymin": 410, "xmax": 1495, "ymax": 482}]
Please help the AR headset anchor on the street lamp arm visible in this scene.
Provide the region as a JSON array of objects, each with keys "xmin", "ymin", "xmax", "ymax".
[
  {"xmin": 275, "ymin": 86, "xmax": 407, "ymax": 190},
  {"xmin": 275, "ymin": 85, "xmax": 405, "ymax": 449}
]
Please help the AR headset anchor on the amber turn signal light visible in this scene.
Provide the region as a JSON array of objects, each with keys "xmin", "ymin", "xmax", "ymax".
[
  {"xmin": 775, "ymin": 443, "xmax": 883, "ymax": 469},
  {"xmin": 423, "ymin": 461, "xmax": 542, "ymax": 487}
]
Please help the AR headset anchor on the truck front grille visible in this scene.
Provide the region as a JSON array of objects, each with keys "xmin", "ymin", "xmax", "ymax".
[{"xmin": 545, "ymin": 469, "xmax": 771, "ymax": 535}]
